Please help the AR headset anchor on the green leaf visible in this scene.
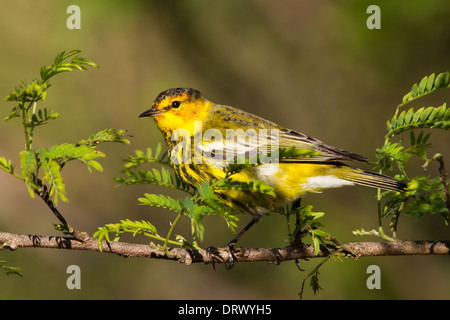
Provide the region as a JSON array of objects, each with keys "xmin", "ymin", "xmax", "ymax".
[
  {"xmin": 426, "ymin": 73, "xmax": 435, "ymax": 91},
  {"xmin": 40, "ymin": 50, "xmax": 99, "ymax": 82},
  {"xmin": 422, "ymin": 132, "xmax": 431, "ymax": 144},
  {"xmin": 386, "ymin": 103, "xmax": 449, "ymax": 138},
  {"xmin": 138, "ymin": 193, "xmax": 183, "ymax": 212},
  {"xmin": 40, "ymin": 143, "xmax": 106, "ymax": 171},
  {"xmin": 121, "ymin": 145, "xmax": 170, "ymax": 170},
  {"xmin": 119, "ymin": 219, "xmax": 158, "ymax": 237},
  {"xmin": 434, "ymin": 71, "xmax": 450, "ymax": 89},
  {"xmin": 0, "ymin": 260, "xmax": 22, "ymax": 277},
  {"xmin": 313, "ymin": 229, "xmax": 330, "ymax": 238},
  {"xmin": 404, "ymin": 108, "xmax": 414, "ymax": 124},
  {"xmin": 78, "ymin": 129, "xmax": 130, "ymax": 146},
  {"xmin": 411, "ymin": 83, "xmax": 418, "ymax": 98},
  {"xmin": 418, "ymin": 76, "xmax": 428, "ymax": 93},
  {"xmin": 412, "ymin": 107, "xmax": 423, "ymax": 123},
  {"xmin": 19, "ymin": 150, "xmax": 37, "ymax": 198},
  {"xmin": 381, "ymin": 175, "xmax": 449, "ymax": 226},
  {"xmin": 19, "ymin": 150, "xmax": 36, "ymax": 176},
  {"xmin": 115, "ymin": 165, "xmax": 191, "ymax": 194},
  {"xmin": 420, "ymin": 107, "xmax": 433, "ymax": 122},
  {"xmin": 29, "ymin": 108, "xmax": 60, "ymax": 127},
  {"xmin": 400, "ymin": 71, "xmax": 449, "ymax": 106},
  {"xmin": 87, "ymin": 160, "xmax": 103, "ymax": 172},
  {"xmin": 0, "ymin": 157, "xmax": 15, "ymax": 175},
  {"xmin": 309, "ymin": 270, "xmax": 323, "ymax": 296},
  {"xmin": 313, "ymin": 236, "xmax": 321, "ymax": 256},
  {"xmin": 409, "ymin": 130, "xmax": 415, "ymax": 145},
  {"xmin": 93, "ymin": 219, "xmax": 160, "ymax": 251},
  {"xmin": 40, "ymin": 157, "xmax": 67, "ymax": 205}
]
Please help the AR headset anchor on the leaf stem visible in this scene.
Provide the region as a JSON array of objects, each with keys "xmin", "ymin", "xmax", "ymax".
[
  {"xmin": 20, "ymin": 101, "xmax": 31, "ymax": 151},
  {"xmin": 144, "ymin": 233, "xmax": 183, "ymax": 247},
  {"xmin": 163, "ymin": 212, "xmax": 182, "ymax": 252},
  {"xmin": 191, "ymin": 218, "xmax": 199, "ymax": 249}
]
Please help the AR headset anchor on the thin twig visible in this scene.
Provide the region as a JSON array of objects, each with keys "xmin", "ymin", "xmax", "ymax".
[
  {"xmin": 299, "ymin": 255, "xmax": 330, "ymax": 299},
  {"xmin": 34, "ymin": 181, "xmax": 88, "ymax": 241}
]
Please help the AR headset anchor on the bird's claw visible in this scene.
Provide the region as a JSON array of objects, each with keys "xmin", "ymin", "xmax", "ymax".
[
  {"xmin": 206, "ymin": 243, "xmax": 236, "ymax": 270},
  {"xmin": 224, "ymin": 243, "xmax": 236, "ymax": 270}
]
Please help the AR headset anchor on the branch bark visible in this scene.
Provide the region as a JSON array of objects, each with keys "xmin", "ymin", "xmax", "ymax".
[{"xmin": 1, "ymin": 231, "xmax": 448, "ymax": 265}]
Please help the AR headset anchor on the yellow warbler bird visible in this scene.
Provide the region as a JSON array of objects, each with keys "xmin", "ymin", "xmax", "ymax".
[{"xmin": 139, "ymin": 88, "xmax": 405, "ymax": 247}]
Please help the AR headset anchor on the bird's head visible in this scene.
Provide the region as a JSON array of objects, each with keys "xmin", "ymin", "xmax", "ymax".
[{"xmin": 139, "ymin": 88, "xmax": 213, "ymax": 137}]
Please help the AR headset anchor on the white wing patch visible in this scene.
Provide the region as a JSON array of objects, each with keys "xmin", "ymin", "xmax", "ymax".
[{"xmin": 301, "ymin": 175, "xmax": 355, "ymax": 192}]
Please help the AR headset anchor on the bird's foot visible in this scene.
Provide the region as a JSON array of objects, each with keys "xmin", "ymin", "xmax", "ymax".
[{"xmin": 206, "ymin": 242, "xmax": 237, "ymax": 270}]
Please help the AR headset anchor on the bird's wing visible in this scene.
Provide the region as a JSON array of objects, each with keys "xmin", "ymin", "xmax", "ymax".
[
  {"xmin": 204, "ymin": 104, "xmax": 367, "ymax": 164},
  {"xmin": 276, "ymin": 128, "xmax": 368, "ymax": 162},
  {"xmin": 198, "ymin": 127, "xmax": 368, "ymax": 165}
]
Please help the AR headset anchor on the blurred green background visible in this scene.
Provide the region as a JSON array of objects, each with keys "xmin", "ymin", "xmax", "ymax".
[{"xmin": 0, "ymin": 0, "xmax": 449, "ymax": 299}]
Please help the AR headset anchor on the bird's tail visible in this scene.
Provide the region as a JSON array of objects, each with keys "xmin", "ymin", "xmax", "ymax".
[{"xmin": 342, "ymin": 169, "xmax": 407, "ymax": 192}]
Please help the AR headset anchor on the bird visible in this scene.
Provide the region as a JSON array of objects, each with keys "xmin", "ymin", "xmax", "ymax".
[{"xmin": 139, "ymin": 88, "xmax": 405, "ymax": 260}]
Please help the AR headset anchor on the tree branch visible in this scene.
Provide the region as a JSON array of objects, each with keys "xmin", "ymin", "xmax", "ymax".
[{"xmin": 1, "ymin": 231, "xmax": 448, "ymax": 265}]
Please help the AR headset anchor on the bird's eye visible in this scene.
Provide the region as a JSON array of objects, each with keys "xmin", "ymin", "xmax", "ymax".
[{"xmin": 171, "ymin": 101, "xmax": 181, "ymax": 109}]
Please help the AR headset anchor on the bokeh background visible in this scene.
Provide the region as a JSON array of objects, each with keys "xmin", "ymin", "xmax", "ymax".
[{"xmin": 0, "ymin": 0, "xmax": 449, "ymax": 299}]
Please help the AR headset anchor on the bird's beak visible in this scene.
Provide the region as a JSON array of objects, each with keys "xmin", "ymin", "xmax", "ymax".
[{"xmin": 139, "ymin": 107, "xmax": 164, "ymax": 118}]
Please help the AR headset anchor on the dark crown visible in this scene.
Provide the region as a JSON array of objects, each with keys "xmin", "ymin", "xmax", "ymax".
[{"xmin": 154, "ymin": 88, "xmax": 202, "ymax": 105}]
